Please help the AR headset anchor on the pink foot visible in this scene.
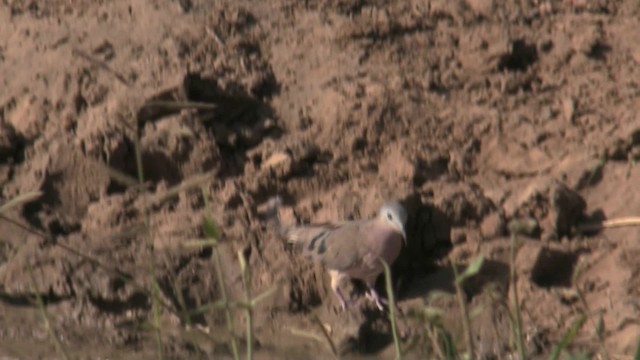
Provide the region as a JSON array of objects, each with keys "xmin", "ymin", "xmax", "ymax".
[
  {"xmin": 334, "ymin": 289, "xmax": 355, "ymax": 311},
  {"xmin": 366, "ymin": 288, "xmax": 388, "ymax": 311}
]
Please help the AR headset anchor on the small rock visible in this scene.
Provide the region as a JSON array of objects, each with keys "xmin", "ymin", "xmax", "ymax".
[
  {"xmin": 261, "ymin": 151, "xmax": 293, "ymax": 177},
  {"xmin": 262, "ymin": 151, "xmax": 292, "ymax": 170},
  {"xmin": 481, "ymin": 212, "xmax": 506, "ymax": 239},
  {"xmin": 562, "ymin": 97, "xmax": 575, "ymax": 123},
  {"xmin": 6, "ymin": 96, "xmax": 47, "ymax": 141}
]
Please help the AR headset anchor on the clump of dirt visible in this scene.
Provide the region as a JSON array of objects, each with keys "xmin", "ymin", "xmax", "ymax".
[{"xmin": 1, "ymin": 0, "xmax": 640, "ymax": 358}]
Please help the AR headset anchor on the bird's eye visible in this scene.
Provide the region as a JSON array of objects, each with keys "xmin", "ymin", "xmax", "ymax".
[{"xmin": 387, "ymin": 212, "xmax": 393, "ymax": 220}]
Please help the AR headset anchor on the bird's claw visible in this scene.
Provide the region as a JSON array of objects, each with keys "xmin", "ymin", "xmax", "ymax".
[{"xmin": 366, "ymin": 289, "xmax": 389, "ymax": 311}]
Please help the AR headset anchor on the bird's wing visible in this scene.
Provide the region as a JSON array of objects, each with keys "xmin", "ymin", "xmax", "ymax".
[{"xmin": 285, "ymin": 221, "xmax": 367, "ymax": 272}]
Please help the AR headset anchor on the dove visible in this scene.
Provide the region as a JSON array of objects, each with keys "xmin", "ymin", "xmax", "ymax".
[{"xmin": 267, "ymin": 197, "xmax": 408, "ymax": 311}]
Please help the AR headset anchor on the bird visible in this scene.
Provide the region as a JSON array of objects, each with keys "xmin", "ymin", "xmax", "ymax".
[{"xmin": 266, "ymin": 197, "xmax": 408, "ymax": 311}]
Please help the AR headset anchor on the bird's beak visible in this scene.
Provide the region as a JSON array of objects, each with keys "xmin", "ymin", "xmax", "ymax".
[{"xmin": 400, "ymin": 227, "xmax": 407, "ymax": 246}]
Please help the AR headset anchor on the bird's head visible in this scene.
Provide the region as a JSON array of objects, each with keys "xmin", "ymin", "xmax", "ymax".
[{"xmin": 378, "ymin": 201, "xmax": 408, "ymax": 245}]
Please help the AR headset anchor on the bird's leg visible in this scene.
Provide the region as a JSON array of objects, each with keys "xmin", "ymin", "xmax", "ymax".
[
  {"xmin": 329, "ymin": 270, "xmax": 352, "ymax": 311},
  {"xmin": 335, "ymin": 288, "xmax": 349, "ymax": 311},
  {"xmin": 366, "ymin": 286, "xmax": 388, "ymax": 311}
]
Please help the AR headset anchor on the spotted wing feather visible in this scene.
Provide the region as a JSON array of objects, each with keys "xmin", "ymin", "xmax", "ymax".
[{"xmin": 285, "ymin": 221, "xmax": 367, "ymax": 272}]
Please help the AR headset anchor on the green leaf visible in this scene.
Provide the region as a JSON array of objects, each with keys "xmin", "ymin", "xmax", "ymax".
[
  {"xmin": 456, "ymin": 256, "xmax": 484, "ymax": 284},
  {"xmin": 202, "ymin": 216, "xmax": 220, "ymax": 239},
  {"xmin": 548, "ymin": 314, "xmax": 586, "ymax": 360},
  {"xmin": 634, "ymin": 335, "xmax": 640, "ymax": 360},
  {"xmin": 596, "ymin": 314, "xmax": 605, "ymax": 339}
]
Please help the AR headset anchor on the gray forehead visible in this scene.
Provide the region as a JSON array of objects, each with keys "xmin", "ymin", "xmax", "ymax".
[{"xmin": 379, "ymin": 201, "xmax": 408, "ymax": 222}]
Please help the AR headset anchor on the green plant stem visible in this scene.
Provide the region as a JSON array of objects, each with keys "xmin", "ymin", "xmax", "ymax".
[
  {"xmin": 548, "ymin": 315, "xmax": 586, "ymax": 360},
  {"xmin": 510, "ymin": 233, "xmax": 526, "ymax": 360},
  {"xmin": 27, "ymin": 264, "xmax": 70, "ymax": 360},
  {"xmin": 238, "ymin": 251, "xmax": 253, "ymax": 360},
  {"xmin": 573, "ymin": 280, "xmax": 610, "ymax": 360},
  {"xmin": 201, "ymin": 187, "xmax": 240, "ymax": 360},
  {"xmin": 213, "ymin": 247, "xmax": 240, "ymax": 360},
  {"xmin": 133, "ymin": 137, "xmax": 164, "ymax": 360},
  {"xmin": 311, "ymin": 314, "xmax": 339, "ymax": 359},
  {"xmin": 451, "ymin": 261, "xmax": 474, "ymax": 360},
  {"xmin": 380, "ymin": 259, "xmax": 402, "ymax": 360}
]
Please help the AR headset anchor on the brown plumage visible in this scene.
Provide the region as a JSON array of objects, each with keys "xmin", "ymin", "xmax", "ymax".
[{"xmin": 267, "ymin": 197, "xmax": 408, "ymax": 310}]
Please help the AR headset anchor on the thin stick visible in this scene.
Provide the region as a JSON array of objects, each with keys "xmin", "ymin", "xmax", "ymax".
[
  {"xmin": 72, "ymin": 48, "xmax": 132, "ymax": 87},
  {"xmin": 380, "ymin": 259, "xmax": 402, "ymax": 360},
  {"xmin": 133, "ymin": 136, "xmax": 164, "ymax": 360},
  {"xmin": 576, "ymin": 216, "xmax": 640, "ymax": 232},
  {"xmin": 202, "ymin": 189, "xmax": 240, "ymax": 360},
  {"xmin": 451, "ymin": 261, "xmax": 474, "ymax": 360},
  {"xmin": 0, "ymin": 214, "xmax": 134, "ymax": 280},
  {"xmin": 311, "ymin": 315, "xmax": 339, "ymax": 358},
  {"xmin": 238, "ymin": 250, "xmax": 253, "ymax": 360},
  {"xmin": 510, "ymin": 232, "xmax": 526, "ymax": 360},
  {"xmin": 0, "ymin": 191, "xmax": 43, "ymax": 213}
]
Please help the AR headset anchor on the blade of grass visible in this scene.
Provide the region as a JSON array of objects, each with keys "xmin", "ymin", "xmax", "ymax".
[
  {"xmin": 202, "ymin": 215, "xmax": 220, "ymax": 239},
  {"xmin": 131, "ymin": 134, "xmax": 164, "ymax": 360},
  {"xmin": 101, "ymin": 163, "xmax": 140, "ymax": 188},
  {"xmin": 311, "ymin": 314, "xmax": 339, "ymax": 359},
  {"xmin": 72, "ymin": 48, "xmax": 132, "ymax": 87},
  {"xmin": 380, "ymin": 258, "xmax": 402, "ymax": 360},
  {"xmin": 180, "ymin": 284, "xmax": 278, "ymax": 318},
  {"xmin": 0, "ymin": 191, "xmax": 43, "ymax": 213},
  {"xmin": 634, "ymin": 336, "xmax": 640, "ymax": 360},
  {"xmin": 288, "ymin": 327, "xmax": 326, "ymax": 343},
  {"xmin": 450, "ymin": 260, "xmax": 475, "ymax": 360},
  {"xmin": 577, "ymin": 291, "xmax": 610, "ymax": 360},
  {"xmin": 26, "ymin": 262, "xmax": 70, "ymax": 360},
  {"xmin": 202, "ymin": 213, "xmax": 240, "ymax": 360},
  {"xmin": 456, "ymin": 256, "xmax": 484, "ymax": 285},
  {"xmin": 0, "ymin": 214, "xmax": 136, "ymax": 282},
  {"xmin": 250, "ymin": 286, "xmax": 277, "ymax": 307},
  {"xmin": 238, "ymin": 250, "xmax": 253, "ymax": 360},
  {"xmin": 165, "ymin": 264, "xmax": 206, "ymax": 359},
  {"xmin": 146, "ymin": 171, "xmax": 215, "ymax": 209},
  {"xmin": 508, "ymin": 220, "xmax": 527, "ymax": 360},
  {"xmin": 548, "ymin": 314, "xmax": 586, "ymax": 360},
  {"xmin": 419, "ymin": 306, "xmax": 458, "ymax": 360}
]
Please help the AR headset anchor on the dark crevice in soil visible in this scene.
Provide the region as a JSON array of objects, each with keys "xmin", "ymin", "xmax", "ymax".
[
  {"xmin": 0, "ymin": 290, "xmax": 70, "ymax": 307},
  {"xmin": 530, "ymin": 248, "xmax": 580, "ymax": 288},
  {"xmin": 498, "ymin": 39, "xmax": 538, "ymax": 72},
  {"xmin": 88, "ymin": 291, "xmax": 150, "ymax": 315}
]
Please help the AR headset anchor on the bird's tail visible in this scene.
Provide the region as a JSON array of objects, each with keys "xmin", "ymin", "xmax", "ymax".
[{"xmin": 264, "ymin": 196, "xmax": 310, "ymax": 249}]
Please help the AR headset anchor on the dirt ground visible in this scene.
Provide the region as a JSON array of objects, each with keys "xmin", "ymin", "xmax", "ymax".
[{"xmin": 1, "ymin": 0, "xmax": 640, "ymax": 358}]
